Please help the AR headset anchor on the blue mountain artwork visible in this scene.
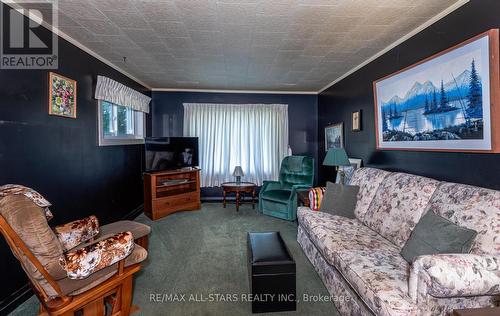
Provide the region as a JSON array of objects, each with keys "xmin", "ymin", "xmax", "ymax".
[{"xmin": 381, "ymin": 60, "xmax": 484, "ymax": 142}]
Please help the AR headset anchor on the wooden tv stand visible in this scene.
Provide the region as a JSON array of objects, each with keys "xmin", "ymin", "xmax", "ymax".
[{"xmin": 143, "ymin": 168, "xmax": 201, "ymax": 220}]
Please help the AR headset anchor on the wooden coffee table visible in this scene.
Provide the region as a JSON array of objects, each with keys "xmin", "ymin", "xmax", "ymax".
[{"xmin": 221, "ymin": 182, "xmax": 257, "ymax": 212}]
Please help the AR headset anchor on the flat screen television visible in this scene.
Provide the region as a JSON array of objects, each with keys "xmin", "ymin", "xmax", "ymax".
[{"xmin": 145, "ymin": 137, "xmax": 199, "ymax": 172}]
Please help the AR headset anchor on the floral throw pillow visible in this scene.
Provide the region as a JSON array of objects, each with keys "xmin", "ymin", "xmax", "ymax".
[{"xmin": 59, "ymin": 231, "xmax": 134, "ymax": 279}]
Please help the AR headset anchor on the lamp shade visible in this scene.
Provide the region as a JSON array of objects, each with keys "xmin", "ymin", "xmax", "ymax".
[
  {"xmin": 232, "ymin": 166, "xmax": 244, "ymax": 177},
  {"xmin": 323, "ymin": 148, "xmax": 350, "ymax": 167}
]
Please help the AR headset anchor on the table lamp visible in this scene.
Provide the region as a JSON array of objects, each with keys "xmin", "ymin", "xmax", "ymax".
[
  {"xmin": 323, "ymin": 148, "xmax": 350, "ymax": 184},
  {"xmin": 233, "ymin": 166, "xmax": 244, "ymax": 184}
]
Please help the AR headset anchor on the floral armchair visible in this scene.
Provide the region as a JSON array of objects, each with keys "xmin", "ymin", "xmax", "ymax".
[{"xmin": 0, "ymin": 184, "xmax": 151, "ymax": 315}]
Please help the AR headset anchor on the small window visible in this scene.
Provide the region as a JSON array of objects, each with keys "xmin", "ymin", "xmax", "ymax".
[{"xmin": 98, "ymin": 100, "xmax": 145, "ymax": 146}]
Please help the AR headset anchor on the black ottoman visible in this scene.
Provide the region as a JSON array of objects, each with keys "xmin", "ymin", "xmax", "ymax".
[{"xmin": 247, "ymin": 232, "xmax": 296, "ymax": 313}]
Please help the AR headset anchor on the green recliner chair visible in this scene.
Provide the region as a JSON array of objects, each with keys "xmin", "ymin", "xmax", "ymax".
[{"xmin": 259, "ymin": 156, "xmax": 314, "ymax": 221}]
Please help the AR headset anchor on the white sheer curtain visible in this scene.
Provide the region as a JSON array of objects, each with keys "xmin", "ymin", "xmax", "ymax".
[{"xmin": 183, "ymin": 103, "xmax": 288, "ymax": 187}]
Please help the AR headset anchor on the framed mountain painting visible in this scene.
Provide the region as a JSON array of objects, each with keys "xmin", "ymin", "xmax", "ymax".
[
  {"xmin": 373, "ymin": 29, "xmax": 500, "ymax": 152},
  {"xmin": 48, "ymin": 72, "xmax": 77, "ymax": 118}
]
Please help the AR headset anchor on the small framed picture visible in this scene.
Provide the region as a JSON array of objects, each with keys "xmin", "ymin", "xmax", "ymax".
[
  {"xmin": 48, "ymin": 72, "xmax": 77, "ymax": 118},
  {"xmin": 352, "ymin": 110, "xmax": 361, "ymax": 131},
  {"xmin": 325, "ymin": 122, "xmax": 344, "ymax": 150}
]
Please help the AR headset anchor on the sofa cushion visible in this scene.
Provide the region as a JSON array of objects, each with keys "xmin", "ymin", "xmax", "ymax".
[
  {"xmin": 54, "ymin": 215, "xmax": 100, "ymax": 251},
  {"xmin": 362, "ymin": 172, "xmax": 440, "ymax": 249},
  {"xmin": 319, "ymin": 182, "xmax": 359, "ymax": 218},
  {"xmin": 400, "ymin": 211, "xmax": 477, "ymax": 263},
  {"xmin": 57, "ymin": 243, "xmax": 147, "ymax": 296},
  {"xmin": 427, "ymin": 182, "xmax": 500, "ymax": 255},
  {"xmin": 297, "ymin": 207, "xmax": 399, "ymax": 267},
  {"xmin": 260, "ymin": 189, "xmax": 291, "ymax": 203},
  {"xmin": 349, "ymin": 167, "xmax": 391, "ymax": 222},
  {"xmin": 335, "ymin": 249, "xmax": 416, "ymax": 316},
  {"xmin": 0, "ymin": 194, "xmax": 66, "ymax": 280}
]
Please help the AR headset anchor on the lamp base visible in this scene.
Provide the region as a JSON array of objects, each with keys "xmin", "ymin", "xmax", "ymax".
[
  {"xmin": 236, "ymin": 176, "xmax": 241, "ymax": 184},
  {"xmin": 335, "ymin": 166, "xmax": 346, "ymax": 185}
]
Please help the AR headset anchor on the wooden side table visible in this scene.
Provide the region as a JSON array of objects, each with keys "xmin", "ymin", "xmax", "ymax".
[
  {"xmin": 453, "ymin": 307, "xmax": 500, "ymax": 316},
  {"xmin": 297, "ymin": 189, "xmax": 310, "ymax": 207},
  {"xmin": 221, "ymin": 182, "xmax": 257, "ymax": 212}
]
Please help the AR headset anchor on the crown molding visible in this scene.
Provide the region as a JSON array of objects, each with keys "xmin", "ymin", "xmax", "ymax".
[
  {"xmin": 318, "ymin": 0, "xmax": 470, "ymax": 93},
  {"xmin": 151, "ymin": 88, "xmax": 318, "ymax": 95},
  {"xmin": 5, "ymin": 1, "xmax": 151, "ymax": 90}
]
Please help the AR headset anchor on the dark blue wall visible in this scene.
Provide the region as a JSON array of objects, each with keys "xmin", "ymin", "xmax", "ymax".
[
  {"xmin": 0, "ymin": 24, "xmax": 150, "ymax": 314},
  {"xmin": 151, "ymin": 91, "xmax": 319, "ymax": 197},
  {"xmin": 318, "ymin": 0, "xmax": 500, "ymax": 190}
]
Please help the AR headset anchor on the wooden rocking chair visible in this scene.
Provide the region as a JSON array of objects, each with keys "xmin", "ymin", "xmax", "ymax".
[{"xmin": 0, "ymin": 193, "xmax": 151, "ymax": 316}]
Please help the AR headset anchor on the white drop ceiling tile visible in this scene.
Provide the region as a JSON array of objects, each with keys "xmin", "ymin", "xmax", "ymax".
[
  {"xmin": 298, "ymin": 0, "xmax": 342, "ymax": 5},
  {"xmin": 309, "ymin": 32, "xmax": 346, "ymax": 46},
  {"xmin": 216, "ymin": 2, "xmax": 257, "ymax": 25},
  {"xmin": 20, "ymin": 0, "xmax": 465, "ymax": 90},
  {"xmin": 247, "ymin": 63, "xmax": 272, "ymax": 75},
  {"xmin": 255, "ymin": 2, "xmax": 295, "ymax": 16},
  {"xmin": 122, "ymin": 28, "xmax": 161, "ymax": 43},
  {"xmin": 83, "ymin": 21, "xmax": 123, "ymax": 37},
  {"xmin": 251, "ymin": 32, "xmax": 287, "ymax": 46},
  {"xmin": 150, "ymin": 21, "xmax": 190, "ymax": 37},
  {"xmin": 302, "ymin": 45, "xmax": 333, "ymax": 57},
  {"xmin": 94, "ymin": 35, "xmax": 138, "ymax": 49},
  {"xmin": 291, "ymin": 5, "xmax": 338, "ymax": 25},
  {"xmin": 189, "ymin": 31, "xmax": 221, "ymax": 45},
  {"xmin": 174, "ymin": 0, "xmax": 218, "ymax": 16},
  {"xmin": 330, "ymin": 0, "xmax": 379, "ymax": 17},
  {"xmin": 134, "ymin": 1, "xmax": 181, "ymax": 22},
  {"xmin": 162, "ymin": 37, "xmax": 194, "ymax": 50},
  {"xmin": 253, "ymin": 15, "xmax": 291, "ymax": 33},
  {"xmin": 102, "ymin": 10, "xmax": 150, "ymax": 29},
  {"xmin": 193, "ymin": 45, "xmax": 224, "ymax": 56},
  {"xmin": 325, "ymin": 16, "xmax": 363, "ymax": 32},
  {"xmin": 276, "ymin": 50, "xmax": 304, "ymax": 60},
  {"xmin": 58, "ymin": 13, "xmax": 82, "ymax": 28},
  {"xmin": 348, "ymin": 25, "xmax": 390, "ymax": 41},
  {"xmin": 171, "ymin": 49, "xmax": 198, "ymax": 58},
  {"xmin": 278, "ymin": 39, "xmax": 309, "ymax": 51},
  {"xmin": 135, "ymin": 41, "xmax": 169, "ymax": 53},
  {"xmin": 362, "ymin": 7, "xmax": 410, "ymax": 26},
  {"xmin": 183, "ymin": 15, "xmax": 219, "ymax": 31},
  {"xmin": 286, "ymin": 24, "xmax": 318, "ymax": 39},
  {"xmin": 59, "ymin": 2, "xmax": 107, "ymax": 20},
  {"xmin": 91, "ymin": 0, "xmax": 136, "ymax": 12},
  {"xmin": 113, "ymin": 47, "xmax": 147, "ymax": 59},
  {"xmin": 322, "ymin": 51, "xmax": 354, "ymax": 62},
  {"xmin": 60, "ymin": 26, "xmax": 97, "ymax": 43},
  {"xmin": 251, "ymin": 45, "xmax": 279, "ymax": 57}
]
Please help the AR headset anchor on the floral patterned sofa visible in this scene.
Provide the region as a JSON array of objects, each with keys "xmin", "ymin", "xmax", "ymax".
[{"xmin": 297, "ymin": 167, "xmax": 500, "ymax": 316}]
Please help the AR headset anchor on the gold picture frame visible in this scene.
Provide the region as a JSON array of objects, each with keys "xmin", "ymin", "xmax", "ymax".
[
  {"xmin": 352, "ymin": 110, "xmax": 361, "ymax": 132},
  {"xmin": 48, "ymin": 72, "xmax": 77, "ymax": 118}
]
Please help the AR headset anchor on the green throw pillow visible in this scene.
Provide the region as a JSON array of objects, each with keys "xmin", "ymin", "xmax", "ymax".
[
  {"xmin": 319, "ymin": 182, "xmax": 359, "ymax": 219},
  {"xmin": 401, "ymin": 211, "xmax": 477, "ymax": 263}
]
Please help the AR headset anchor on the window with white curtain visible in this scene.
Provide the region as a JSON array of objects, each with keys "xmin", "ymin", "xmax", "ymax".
[
  {"xmin": 183, "ymin": 103, "xmax": 289, "ymax": 187},
  {"xmin": 97, "ymin": 100, "xmax": 145, "ymax": 146},
  {"xmin": 94, "ymin": 75, "xmax": 150, "ymax": 146}
]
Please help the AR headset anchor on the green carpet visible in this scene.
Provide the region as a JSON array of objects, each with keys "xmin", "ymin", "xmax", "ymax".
[{"xmin": 10, "ymin": 203, "xmax": 339, "ymax": 315}]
